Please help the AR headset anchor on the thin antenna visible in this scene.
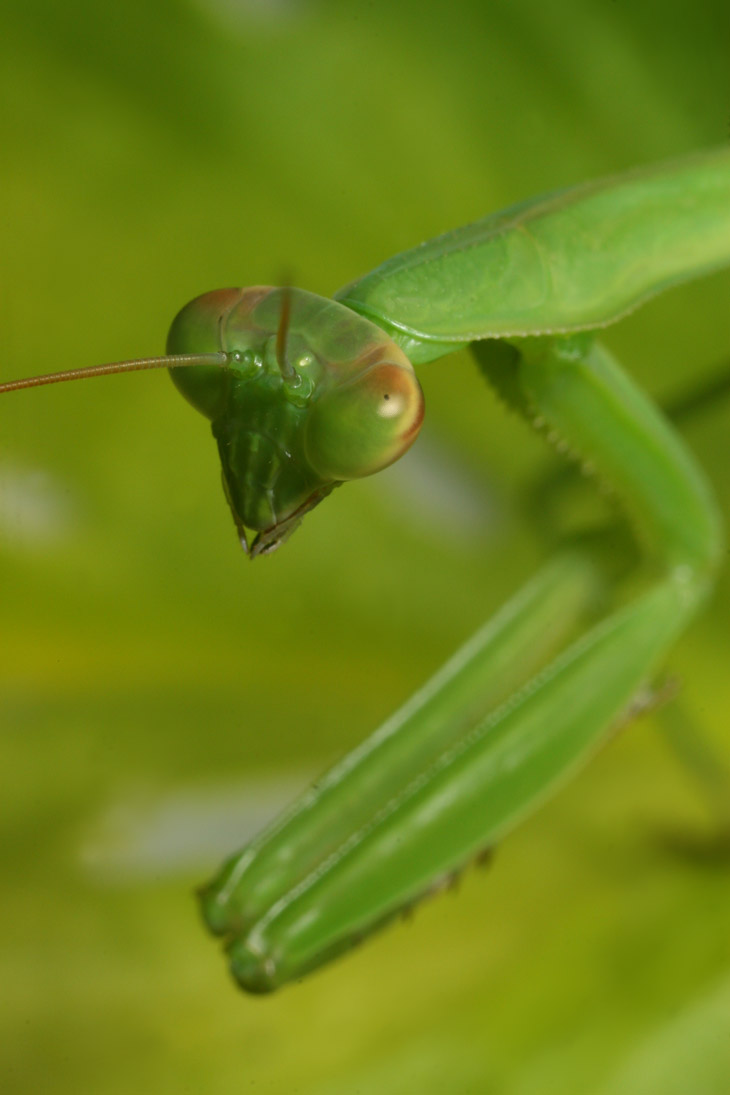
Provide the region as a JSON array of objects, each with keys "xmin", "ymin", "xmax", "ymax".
[
  {"xmin": 0, "ymin": 352, "xmax": 230, "ymax": 394},
  {"xmin": 274, "ymin": 285, "xmax": 297, "ymax": 383}
]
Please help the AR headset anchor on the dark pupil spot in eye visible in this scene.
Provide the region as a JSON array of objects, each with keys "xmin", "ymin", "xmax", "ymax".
[{"xmin": 383, "ymin": 393, "xmax": 390, "ymax": 400}]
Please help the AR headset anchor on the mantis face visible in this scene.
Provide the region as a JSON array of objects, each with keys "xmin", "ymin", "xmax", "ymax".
[{"xmin": 167, "ymin": 287, "xmax": 424, "ymax": 555}]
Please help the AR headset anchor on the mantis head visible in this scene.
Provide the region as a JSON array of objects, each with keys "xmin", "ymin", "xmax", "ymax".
[
  {"xmin": 0, "ymin": 288, "xmax": 424, "ymax": 556},
  {"xmin": 167, "ymin": 287, "xmax": 424, "ymax": 555}
]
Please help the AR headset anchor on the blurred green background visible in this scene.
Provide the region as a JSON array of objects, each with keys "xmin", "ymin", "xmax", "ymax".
[{"xmin": 1, "ymin": 1, "xmax": 729, "ymax": 1092}]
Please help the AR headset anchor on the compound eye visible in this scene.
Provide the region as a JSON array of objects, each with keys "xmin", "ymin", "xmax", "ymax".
[
  {"xmin": 305, "ymin": 362, "xmax": 425, "ymax": 481},
  {"xmin": 167, "ymin": 289, "xmax": 243, "ymax": 421}
]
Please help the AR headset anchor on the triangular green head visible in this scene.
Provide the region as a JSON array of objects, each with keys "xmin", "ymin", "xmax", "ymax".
[{"xmin": 167, "ymin": 288, "xmax": 424, "ymax": 555}]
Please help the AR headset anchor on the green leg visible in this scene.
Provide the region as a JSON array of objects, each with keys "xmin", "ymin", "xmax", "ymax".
[
  {"xmin": 201, "ymin": 545, "xmax": 604, "ymax": 935},
  {"xmin": 201, "ymin": 335, "xmax": 724, "ymax": 992}
]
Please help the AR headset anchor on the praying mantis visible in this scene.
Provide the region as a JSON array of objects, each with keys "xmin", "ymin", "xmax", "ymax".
[{"xmin": 2, "ymin": 146, "xmax": 729, "ymax": 994}]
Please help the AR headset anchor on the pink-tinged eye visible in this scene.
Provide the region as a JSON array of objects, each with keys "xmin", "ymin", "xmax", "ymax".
[{"xmin": 304, "ymin": 362, "xmax": 425, "ymax": 481}]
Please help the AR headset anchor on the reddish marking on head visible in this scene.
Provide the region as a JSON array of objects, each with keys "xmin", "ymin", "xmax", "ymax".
[
  {"xmin": 351, "ymin": 341, "xmax": 397, "ymax": 371},
  {"xmin": 402, "ymin": 387, "xmax": 425, "ymax": 442}
]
